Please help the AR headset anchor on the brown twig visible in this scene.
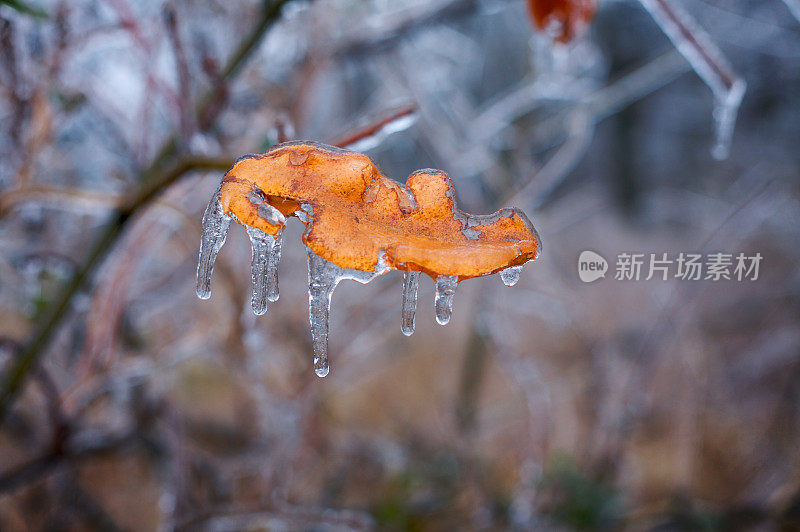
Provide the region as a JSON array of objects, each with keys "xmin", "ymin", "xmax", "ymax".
[
  {"xmin": 0, "ymin": 429, "xmax": 137, "ymax": 493},
  {"xmin": 333, "ymin": 104, "xmax": 416, "ymax": 148},
  {"xmin": 0, "ymin": 16, "xmax": 27, "ymax": 152},
  {"xmin": 164, "ymin": 3, "xmax": 195, "ymax": 142}
]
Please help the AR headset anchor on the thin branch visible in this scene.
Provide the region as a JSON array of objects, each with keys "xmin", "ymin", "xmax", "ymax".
[
  {"xmin": 164, "ymin": 3, "xmax": 195, "ymax": 142},
  {"xmin": 638, "ymin": 0, "xmax": 746, "ymax": 159},
  {"xmin": 0, "ymin": 429, "xmax": 136, "ymax": 493},
  {"xmin": 0, "ymin": 185, "xmax": 123, "ymax": 218},
  {"xmin": 334, "ymin": 104, "xmax": 416, "ymax": 149}
]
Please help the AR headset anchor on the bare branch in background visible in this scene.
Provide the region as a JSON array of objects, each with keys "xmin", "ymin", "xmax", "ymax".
[
  {"xmin": 164, "ymin": 3, "xmax": 196, "ymax": 144},
  {"xmin": 639, "ymin": 0, "xmax": 746, "ymax": 159},
  {"xmin": 0, "ymin": 0, "xmax": 298, "ymax": 424},
  {"xmin": 334, "ymin": 104, "xmax": 416, "ymax": 150}
]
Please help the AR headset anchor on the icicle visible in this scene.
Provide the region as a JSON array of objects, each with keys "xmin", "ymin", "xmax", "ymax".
[
  {"xmin": 434, "ymin": 275, "xmax": 458, "ymax": 325},
  {"xmin": 306, "ymin": 249, "xmax": 389, "ymax": 377},
  {"xmin": 710, "ymin": 82, "xmax": 745, "ymax": 160},
  {"xmin": 244, "ymin": 190, "xmax": 284, "ymax": 306},
  {"xmin": 501, "ymin": 266, "xmax": 522, "ymax": 287},
  {"xmin": 401, "ymin": 271, "xmax": 420, "ymax": 336},
  {"xmin": 638, "ymin": 0, "xmax": 745, "ymax": 160},
  {"xmin": 196, "ymin": 190, "xmax": 231, "ymax": 300},
  {"xmin": 308, "ymin": 251, "xmax": 337, "ymax": 378},
  {"xmin": 267, "ymin": 232, "xmax": 282, "ymax": 302},
  {"xmin": 246, "ymin": 227, "xmax": 273, "ymax": 315}
]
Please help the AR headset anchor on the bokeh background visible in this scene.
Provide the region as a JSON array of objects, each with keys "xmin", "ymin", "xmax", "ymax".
[{"xmin": 1, "ymin": 0, "xmax": 799, "ymax": 530}]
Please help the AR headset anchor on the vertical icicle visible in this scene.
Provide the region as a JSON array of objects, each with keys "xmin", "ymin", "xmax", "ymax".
[
  {"xmin": 307, "ymin": 250, "xmax": 339, "ymax": 378},
  {"xmin": 305, "ymin": 249, "xmax": 389, "ymax": 377},
  {"xmin": 245, "ymin": 189, "xmax": 283, "ymax": 306},
  {"xmin": 501, "ymin": 266, "xmax": 522, "ymax": 287},
  {"xmin": 267, "ymin": 232, "xmax": 282, "ymax": 302},
  {"xmin": 196, "ymin": 191, "xmax": 231, "ymax": 300},
  {"xmin": 638, "ymin": 0, "xmax": 745, "ymax": 160},
  {"xmin": 401, "ymin": 271, "xmax": 420, "ymax": 336},
  {"xmin": 246, "ymin": 227, "xmax": 272, "ymax": 315},
  {"xmin": 434, "ymin": 275, "xmax": 458, "ymax": 325}
]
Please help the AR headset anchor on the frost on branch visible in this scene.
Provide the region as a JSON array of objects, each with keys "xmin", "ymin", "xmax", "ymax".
[
  {"xmin": 197, "ymin": 142, "xmax": 541, "ymax": 377},
  {"xmin": 638, "ymin": 0, "xmax": 746, "ymax": 159}
]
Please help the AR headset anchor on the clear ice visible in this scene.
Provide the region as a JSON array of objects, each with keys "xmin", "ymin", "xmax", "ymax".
[
  {"xmin": 401, "ymin": 271, "xmax": 420, "ymax": 336},
  {"xmin": 639, "ymin": 0, "xmax": 746, "ymax": 160},
  {"xmin": 267, "ymin": 233, "xmax": 282, "ymax": 302},
  {"xmin": 501, "ymin": 266, "xmax": 522, "ymax": 287},
  {"xmin": 198, "ymin": 193, "xmax": 531, "ymax": 377},
  {"xmin": 434, "ymin": 275, "xmax": 458, "ymax": 326},
  {"xmin": 246, "ymin": 227, "xmax": 281, "ymax": 315},
  {"xmin": 196, "ymin": 189, "xmax": 231, "ymax": 299},
  {"xmin": 307, "ymin": 249, "xmax": 388, "ymax": 377}
]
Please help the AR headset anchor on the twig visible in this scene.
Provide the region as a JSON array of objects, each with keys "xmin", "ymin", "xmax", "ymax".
[
  {"xmin": 0, "ymin": 429, "xmax": 136, "ymax": 493},
  {"xmin": 0, "ymin": 16, "xmax": 27, "ymax": 151},
  {"xmin": 0, "ymin": 185, "xmax": 123, "ymax": 218},
  {"xmin": 164, "ymin": 3, "xmax": 195, "ymax": 142},
  {"xmin": 638, "ymin": 0, "xmax": 745, "ymax": 159},
  {"xmin": 334, "ymin": 104, "xmax": 416, "ymax": 149}
]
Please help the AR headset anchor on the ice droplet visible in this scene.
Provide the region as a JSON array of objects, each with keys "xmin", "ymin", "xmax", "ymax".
[
  {"xmin": 501, "ymin": 266, "xmax": 522, "ymax": 287},
  {"xmin": 639, "ymin": 0, "xmax": 745, "ymax": 160},
  {"xmin": 401, "ymin": 270, "xmax": 420, "ymax": 336},
  {"xmin": 434, "ymin": 275, "xmax": 458, "ymax": 325},
  {"xmin": 196, "ymin": 189, "xmax": 231, "ymax": 299},
  {"xmin": 246, "ymin": 227, "xmax": 280, "ymax": 315},
  {"xmin": 307, "ymin": 249, "xmax": 388, "ymax": 377}
]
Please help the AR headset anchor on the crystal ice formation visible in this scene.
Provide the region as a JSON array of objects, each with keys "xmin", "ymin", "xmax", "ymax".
[{"xmin": 197, "ymin": 142, "xmax": 541, "ymax": 377}]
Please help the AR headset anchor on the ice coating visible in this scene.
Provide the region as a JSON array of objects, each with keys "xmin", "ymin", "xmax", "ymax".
[
  {"xmin": 246, "ymin": 227, "xmax": 280, "ymax": 315},
  {"xmin": 307, "ymin": 249, "xmax": 388, "ymax": 377},
  {"xmin": 401, "ymin": 270, "xmax": 420, "ymax": 336},
  {"xmin": 639, "ymin": 0, "xmax": 745, "ymax": 160},
  {"xmin": 434, "ymin": 275, "xmax": 458, "ymax": 326},
  {"xmin": 197, "ymin": 142, "xmax": 542, "ymax": 376},
  {"xmin": 196, "ymin": 188, "xmax": 231, "ymax": 300},
  {"xmin": 307, "ymin": 250, "xmax": 335, "ymax": 378},
  {"xmin": 267, "ymin": 233, "xmax": 281, "ymax": 302},
  {"xmin": 217, "ymin": 142, "xmax": 540, "ymax": 278},
  {"xmin": 501, "ymin": 265, "xmax": 523, "ymax": 287}
]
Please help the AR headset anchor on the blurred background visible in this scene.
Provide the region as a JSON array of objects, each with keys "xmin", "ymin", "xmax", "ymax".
[{"xmin": 0, "ymin": 0, "xmax": 799, "ymax": 530}]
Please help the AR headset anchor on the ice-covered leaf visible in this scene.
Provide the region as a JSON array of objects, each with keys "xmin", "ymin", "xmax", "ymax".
[{"xmin": 198, "ymin": 142, "xmax": 542, "ymax": 376}]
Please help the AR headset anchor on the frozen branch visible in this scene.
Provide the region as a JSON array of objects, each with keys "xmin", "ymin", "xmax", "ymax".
[{"xmin": 638, "ymin": 0, "xmax": 746, "ymax": 159}]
